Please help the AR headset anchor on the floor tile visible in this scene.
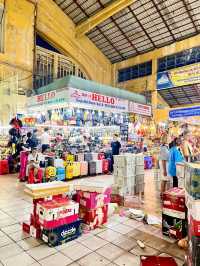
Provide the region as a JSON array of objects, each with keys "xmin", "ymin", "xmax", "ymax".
[
  {"xmin": 68, "ymin": 263, "xmax": 80, "ymax": 266},
  {"xmin": 114, "ymin": 252, "xmax": 140, "ymax": 266},
  {"xmin": 27, "ymin": 244, "xmax": 57, "ymax": 260},
  {"xmin": 55, "ymin": 240, "xmax": 78, "ymax": 251},
  {"xmin": 0, "ymin": 218, "xmax": 17, "ymax": 228},
  {"xmin": 98, "ymin": 229, "xmax": 122, "ymax": 242},
  {"xmin": 130, "ymin": 245, "xmax": 160, "ymax": 256},
  {"xmin": 39, "ymin": 252, "xmax": 72, "ymax": 266},
  {"xmin": 8, "ymin": 230, "xmax": 29, "ymax": 242},
  {"xmin": 123, "ymin": 219, "xmax": 142, "ymax": 229},
  {"xmin": 76, "ymin": 233, "xmax": 93, "ymax": 243},
  {"xmin": 111, "ymin": 224, "xmax": 133, "ymax": 235},
  {"xmin": 1, "ymin": 251, "xmax": 36, "ymax": 266},
  {"xmin": 0, "ymin": 243, "xmax": 23, "ymax": 260},
  {"xmin": 81, "ymin": 236, "xmax": 108, "ymax": 251},
  {"xmin": 96, "ymin": 243, "xmax": 124, "ymax": 261},
  {"xmin": 0, "ymin": 235, "xmax": 14, "ymax": 247},
  {"xmin": 1, "ymin": 223, "xmax": 21, "ymax": 234},
  {"xmin": 61, "ymin": 242, "xmax": 92, "ymax": 261},
  {"xmin": 144, "ymin": 235, "xmax": 170, "ymax": 251},
  {"xmin": 126, "ymin": 230, "xmax": 152, "ymax": 242},
  {"xmin": 112, "ymin": 235, "xmax": 137, "ymax": 251},
  {"xmin": 90, "ymin": 227, "xmax": 107, "ymax": 235},
  {"xmin": 17, "ymin": 237, "xmax": 43, "ymax": 251},
  {"xmin": 78, "ymin": 252, "xmax": 110, "ymax": 266},
  {"xmin": 163, "ymin": 243, "xmax": 186, "ymax": 260}
]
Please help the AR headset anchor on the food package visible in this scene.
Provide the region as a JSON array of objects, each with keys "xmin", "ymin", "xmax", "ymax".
[
  {"xmin": 162, "ymin": 213, "xmax": 187, "ymax": 240},
  {"xmin": 76, "ymin": 188, "xmax": 111, "ymax": 209},
  {"xmin": 79, "ymin": 205, "xmax": 108, "ymax": 229},
  {"xmin": 42, "ymin": 219, "xmax": 82, "ymax": 247},
  {"xmin": 163, "ymin": 187, "xmax": 186, "ymax": 213},
  {"xmin": 37, "ymin": 198, "xmax": 79, "ymax": 229}
]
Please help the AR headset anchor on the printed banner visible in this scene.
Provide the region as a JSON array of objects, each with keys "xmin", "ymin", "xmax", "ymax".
[
  {"xmin": 69, "ymin": 87, "xmax": 128, "ymax": 112},
  {"xmin": 157, "ymin": 63, "xmax": 200, "ymax": 90},
  {"xmin": 169, "ymin": 106, "xmax": 200, "ymax": 118},
  {"xmin": 129, "ymin": 102, "xmax": 152, "ymax": 116}
]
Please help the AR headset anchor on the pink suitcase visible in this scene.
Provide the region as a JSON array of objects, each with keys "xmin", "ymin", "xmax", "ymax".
[
  {"xmin": 19, "ymin": 151, "xmax": 28, "ymax": 181},
  {"xmin": 80, "ymin": 161, "xmax": 88, "ymax": 176}
]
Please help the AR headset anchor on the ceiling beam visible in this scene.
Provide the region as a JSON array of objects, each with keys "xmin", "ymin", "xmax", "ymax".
[{"xmin": 75, "ymin": 0, "xmax": 135, "ymax": 38}]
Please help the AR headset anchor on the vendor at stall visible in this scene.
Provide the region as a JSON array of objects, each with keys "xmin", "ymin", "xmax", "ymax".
[{"xmin": 111, "ymin": 134, "xmax": 121, "ymax": 172}]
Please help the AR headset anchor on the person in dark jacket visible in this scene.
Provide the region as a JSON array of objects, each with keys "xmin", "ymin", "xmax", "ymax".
[
  {"xmin": 110, "ymin": 134, "xmax": 121, "ymax": 172},
  {"xmin": 26, "ymin": 132, "xmax": 36, "ymax": 149}
]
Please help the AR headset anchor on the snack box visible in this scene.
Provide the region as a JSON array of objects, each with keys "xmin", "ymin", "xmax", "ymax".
[
  {"xmin": 163, "ymin": 187, "xmax": 186, "ymax": 213},
  {"xmin": 42, "ymin": 219, "xmax": 82, "ymax": 247},
  {"xmin": 79, "ymin": 205, "xmax": 108, "ymax": 229},
  {"xmin": 140, "ymin": 256, "xmax": 177, "ymax": 266},
  {"xmin": 76, "ymin": 188, "xmax": 111, "ymax": 209},
  {"xmin": 185, "ymin": 162, "xmax": 200, "ymax": 199},
  {"xmin": 162, "ymin": 213, "xmax": 187, "ymax": 240},
  {"xmin": 37, "ymin": 198, "xmax": 79, "ymax": 229}
]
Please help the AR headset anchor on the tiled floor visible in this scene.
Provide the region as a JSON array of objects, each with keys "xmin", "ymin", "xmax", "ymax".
[{"xmin": 0, "ymin": 171, "xmax": 185, "ymax": 266}]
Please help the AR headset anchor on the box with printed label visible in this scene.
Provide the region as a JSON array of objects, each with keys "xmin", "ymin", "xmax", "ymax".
[
  {"xmin": 185, "ymin": 163, "xmax": 200, "ymax": 199},
  {"xmin": 37, "ymin": 198, "xmax": 79, "ymax": 229},
  {"xmin": 76, "ymin": 188, "xmax": 111, "ymax": 209},
  {"xmin": 162, "ymin": 213, "xmax": 187, "ymax": 240},
  {"xmin": 187, "ymin": 232, "xmax": 200, "ymax": 266},
  {"xmin": 163, "ymin": 187, "xmax": 186, "ymax": 213},
  {"xmin": 42, "ymin": 219, "xmax": 82, "ymax": 247},
  {"xmin": 79, "ymin": 205, "xmax": 108, "ymax": 229}
]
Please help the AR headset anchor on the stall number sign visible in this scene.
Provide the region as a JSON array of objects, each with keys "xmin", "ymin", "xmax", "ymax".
[
  {"xmin": 69, "ymin": 87, "xmax": 128, "ymax": 112},
  {"xmin": 129, "ymin": 102, "xmax": 152, "ymax": 116}
]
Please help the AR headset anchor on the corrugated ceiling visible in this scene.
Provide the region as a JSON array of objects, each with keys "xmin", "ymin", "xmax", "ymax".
[{"xmin": 54, "ymin": 0, "xmax": 200, "ymax": 63}]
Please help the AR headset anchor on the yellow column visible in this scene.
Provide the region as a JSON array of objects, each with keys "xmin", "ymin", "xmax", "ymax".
[{"xmin": 151, "ymin": 58, "xmax": 158, "ymax": 119}]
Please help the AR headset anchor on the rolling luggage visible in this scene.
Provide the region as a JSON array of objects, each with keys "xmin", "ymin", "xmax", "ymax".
[
  {"xmin": 96, "ymin": 160, "xmax": 103, "ymax": 174},
  {"xmin": 76, "ymin": 153, "xmax": 85, "ymax": 162},
  {"xmin": 65, "ymin": 154, "xmax": 74, "ymax": 162},
  {"xmin": 80, "ymin": 161, "xmax": 88, "ymax": 176},
  {"xmin": 91, "ymin": 153, "xmax": 98, "ymax": 161},
  {"xmin": 46, "ymin": 157, "xmax": 54, "ymax": 167},
  {"xmin": 84, "ymin": 152, "xmax": 93, "ymax": 162},
  {"xmin": 0, "ymin": 159, "xmax": 9, "ymax": 175},
  {"xmin": 66, "ymin": 163, "xmax": 73, "ymax": 179},
  {"xmin": 73, "ymin": 162, "xmax": 81, "ymax": 177},
  {"xmin": 18, "ymin": 151, "xmax": 28, "ymax": 180},
  {"xmin": 89, "ymin": 161, "xmax": 97, "ymax": 176},
  {"xmin": 56, "ymin": 167, "xmax": 65, "ymax": 181},
  {"xmin": 45, "ymin": 166, "xmax": 56, "ymax": 180},
  {"xmin": 98, "ymin": 153, "xmax": 105, "ymax": 160},
  {"xmin": 102, "ymin": 159, "xmax": 109, "ymax": 174}
]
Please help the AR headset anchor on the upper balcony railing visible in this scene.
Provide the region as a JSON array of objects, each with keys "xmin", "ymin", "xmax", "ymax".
[{"xmin": 34, "ymin": 46, "xmax": 88, "ymax": 90}]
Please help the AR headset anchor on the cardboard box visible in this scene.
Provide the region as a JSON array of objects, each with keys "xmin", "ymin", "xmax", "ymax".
[
  {"xmin": 162, "ymin": 213, "xmax": 187, "ymax": 240},
  {"xmin": 163, "ymin": 188, "xmax": 186, "ymax": 213},
  {"xmin": 42, "ymin": 219, "xmax": 82, "ymax": 247},
  {"xmin": 185, "ymin": 163, "xmax": 200, "ymax": 199}
]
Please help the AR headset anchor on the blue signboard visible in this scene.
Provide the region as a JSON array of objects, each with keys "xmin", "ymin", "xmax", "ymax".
[
  {"xmin": 169, "ymin": 106, "xmax": 200, "ymax": 119},
  {"xmin": 157, "ymin": 72, "xmax": 173, "ymax": 90}
]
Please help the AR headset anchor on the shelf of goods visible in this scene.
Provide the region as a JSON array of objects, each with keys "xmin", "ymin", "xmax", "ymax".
[
  {"xmin": 113, "ymin": 153, "xmax": 145, "ymax": 196},
  {"xmin": 22, "ymin": 180, "xmax": 111, "ymax": 247}
]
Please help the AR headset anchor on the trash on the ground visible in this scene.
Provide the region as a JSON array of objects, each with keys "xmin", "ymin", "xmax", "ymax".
[
  {"xmin": 137, "ymin": 240, "xmax": 145, "ymax": 249},
  {"xmin": 127, "ymin": 208, "xmax": 145, "ymax": 221},
  {"xmin": 107, "ymin": 203, "xmax": 118, "ymax": 217},
  {"xmin": 145, "ymin": 214, "xmax": 162, "ymax": 225}
]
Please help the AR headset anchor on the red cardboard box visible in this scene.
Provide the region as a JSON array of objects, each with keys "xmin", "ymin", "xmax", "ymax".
[
  {"xmin": 79, "ymin": 205, "xmax": 108, "ymax": 229},
  {"xmin": 140, "ymin": 256, "xmax": 178, "ymax": 266},
  {"xmin": 163, "ymin": 188, "xmax": 186, "ymax": 213}
]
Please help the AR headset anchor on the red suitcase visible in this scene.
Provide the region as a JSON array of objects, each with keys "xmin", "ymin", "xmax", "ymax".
[
  {"xmin": 98, "ymin": 153, "xmax": 105, "ymax": 160},
  {"xmin": 19, "ymin": 151, "xmax": 28, "ymax": 180},
  {"xmin": 140, "ymin": 256, "xmax": 178, "ymax": 266},
  {"xmin": 102, "ymin": 159, "xmax": 109, "ymax": 174},
  {"xmin": 0, "ymin": 159, "xmax": 9, "ymax": 175}
]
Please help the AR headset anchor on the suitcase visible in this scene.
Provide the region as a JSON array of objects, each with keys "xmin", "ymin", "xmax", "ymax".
[
  {"xmin": 45, "ymin": 166, "xmax": 56, "ymax": 179},
  {"xmin": 98, "ymin": 153, "xmax": 105, "ymax": 160},
  {"xmin": 102, "ymin": 159, "xmax": 109, "ymax": 174},
  {"xmin": 96, "ymin": 160, "xmax": 103, "ymax": 174},
  {"xmin": 18, "ymin": 151, "xmax": 28, "ymax": 180},
  {"xmin": 0, "ymin": 159, "xmax": 9, "ymax": 175},
  {"xmin": 140, "ymin": 256, "xmax": 178, "ymax": 266},
  {"xmin": 73, "ymin": 162, "xmax": 81, "ymax": 177},
  {"xmin": 66, "ymin": 163, "xmax": 73, "ymax": 179},
  {"xmin": 84, "ymin": 152, "xmax": 93, "ymax": 162},
  {"xmin": 42, "ymin": 219, "xmax": 82, "ymax": 247},
  {"xmin": 46, "ymin": 157, "xmax": 54, "ymax": 167},
  {"xmin": 91, "ymin": 153, "xmax": 98, "ymax": 161},
  {"xmin": 76, "ymin": 153, "xmax": 85, "ymax": 162},
  {"xmin": 80, "ymin": 161, "xmax": 88, "ymax": 176},
  {"xmin": 89, "ymin": 161, "xmax": 97, "ymax": 176},
  {"xmin": 107, "ymin": 158, "xmax": 112, "ymax": 172},
  {"xmin": 56, "ymin": 167, "xmax": 65, "ymax": 181},
  {"xmin": 54, "ymin": 159, "xmax": 64, "ymax": 168}
]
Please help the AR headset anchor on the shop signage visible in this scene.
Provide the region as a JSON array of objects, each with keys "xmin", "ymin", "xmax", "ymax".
[
  {"xmin": 129, "ymin": 102, "xmax": 152, "ymax": 116},
  {"xmin": 69, "ymin": 87, "xmax": 128, "ymax": 112},
  {"xmin": 169, "ymin": 106, "xmax": 200, "ymax": 118},
  {"xmin": 27, "ymin": 89, "xmax": 68, "ymax": 108},
  {"xmin": 157, "ymin": 62, "xmax": 200, "ymax": 90}
]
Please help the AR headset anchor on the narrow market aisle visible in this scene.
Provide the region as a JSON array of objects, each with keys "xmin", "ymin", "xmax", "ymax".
[{"xmin": 0, "ymin": 172, "xmax": 185, "ymax": 266}]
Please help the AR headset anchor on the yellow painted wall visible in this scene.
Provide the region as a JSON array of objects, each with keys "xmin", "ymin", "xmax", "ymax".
[{"xmin": 36, "ymin": 0, "xmax": 112, "ymax": 85}]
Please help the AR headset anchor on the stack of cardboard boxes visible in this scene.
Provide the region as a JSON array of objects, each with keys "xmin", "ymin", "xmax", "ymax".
[
  {"xmin": 113, "ymin": 153, "xmax": 144, "ymax": 196},
  {"xmin": 185, "ymin": 163, "xmax": 200, "ymax": 266}
]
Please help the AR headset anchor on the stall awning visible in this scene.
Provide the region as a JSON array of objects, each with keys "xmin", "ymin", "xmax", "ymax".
[{"xmin": 35, "ymin": 75, "xmax": 146, "ymax": 104}]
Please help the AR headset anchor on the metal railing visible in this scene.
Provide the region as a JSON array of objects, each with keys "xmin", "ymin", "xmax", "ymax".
[{"xmin": 34, "ymin": 46, "xmax": 88, "ymax": 90}]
